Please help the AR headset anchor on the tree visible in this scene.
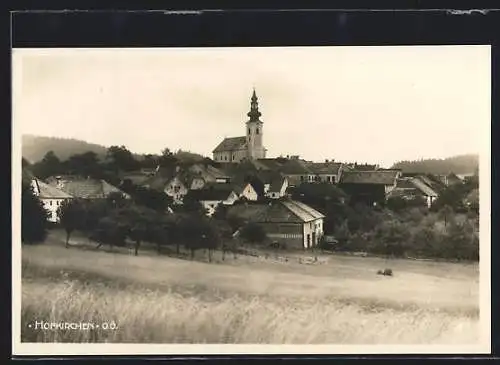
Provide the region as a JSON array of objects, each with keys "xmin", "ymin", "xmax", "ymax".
[
  {"xmin": 80, "ymin": 199, "xmax": 111, "ymax": 237},
  {"xmin": 62, "ymin": 151, "xmax": 101, "ymax": 178},
  {"xmin": 151, "ymin": 214, "xmax": 178, "ymax": 255},
  {"xmin": 130, "ymin": 186, "xmax": 172, "ymax": 213},
  {"xmin": 439, "ymin": 205, "xmax": 455, "ymax": 228},
  {"xmin": 140, "ymin": 154, "xmax": 160, "ymax": 169},
  {"xmin": 118, "ymin": 205, "xmax": 158, "ymax": 256},
  {"xmin": 91, "ymin": 215, "xmax": 129, "ymax": 251},
  {"xmin": 107, "ymin": 145, "xmax": 140, "ymax": 172},
  {"xmin": 239, "ymin": 222, "xmax": 267, "ymax": 244},
  {"xmin": 178, "ymin": 194, "xmax": 207, "ymax": 216},
  {"xmin": 106, "ymin": 191, "xmax": 129, "ymax": 209},
  {"xmin": 57, "ymin": 199, "xmax": 86, "ymax": 248},
  {"xmin": 31, "ymin": 151, "xmax": 61, "ymax": 179},
  {"xmin": 21, "ymin": 182, "xmax": 48, "ymax": 244},
  {"xmin": 159, "ymin": 148, "xmax": 178, "ymax": 168}
]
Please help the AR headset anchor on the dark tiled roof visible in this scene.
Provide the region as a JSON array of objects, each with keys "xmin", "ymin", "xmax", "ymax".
[
  {"xmin": 227, "ymin": 199, "xmax": 323, "ymax": 224},
  {"xmin": 279, "ymin": 159, "xmax": 313, "ymax": 175},
  {"xmin": 33, "ymin": 179, "xmax": 73, "ymax": 199},
  {"xmin": 49, "ymin": 178, "xmax": 128, "ymax": 199},
  {"xmin": 185, "ymin": 183, "xmax": 235, "ymax": 201},
  {"xmin": 306, "ymin": 162, "xmax": 343, "ymax": 175},
  {"xmin": 395, "ymin": 178, "xmax": 417, "ymax": 190},
  {"xmin": 255, "ymin": 158, "xmax": 312, "ymax": 175},
  {"xmin": 340, "ymin": 170, "xmax": 399, "ymax": 185},
  {"xmin": 268, "ymin": 175, "xmax": 287, "ymax": 193},
  {"xmin": 212, "ymin": 136, "xmax": 247, "ymax": 153}
]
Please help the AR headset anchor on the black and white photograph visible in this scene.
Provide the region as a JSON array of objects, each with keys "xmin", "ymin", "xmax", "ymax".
[{"xmin": 12, "ymin": 45, "xmax": 490, "ymax": 355}]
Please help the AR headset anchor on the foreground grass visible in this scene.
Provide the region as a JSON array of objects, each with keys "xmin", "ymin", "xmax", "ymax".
[
  {"xmin": 21, "ymin": 263, "xmax": 479, "ymax": 344},
  {"xmin": 20, "ymin": 233, "xmax": 480, "ymax": 344}
]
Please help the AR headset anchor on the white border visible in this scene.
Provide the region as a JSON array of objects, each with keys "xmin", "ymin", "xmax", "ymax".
[{"xmin": 12, "ymin": 46, "xmax": 492, "ymax": 356}]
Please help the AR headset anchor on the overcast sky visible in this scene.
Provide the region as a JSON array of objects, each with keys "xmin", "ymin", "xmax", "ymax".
[{"xmin": 13, "ymin": 46, "xmax": 489, "ymax": 168}]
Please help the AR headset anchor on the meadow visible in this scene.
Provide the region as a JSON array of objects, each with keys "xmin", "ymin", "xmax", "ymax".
[{"xmin": 21, "ymin": 230, "xmax": 479, "ymax": 344}]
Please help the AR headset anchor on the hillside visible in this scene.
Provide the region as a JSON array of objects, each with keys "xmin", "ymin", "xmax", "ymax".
[
  {"xmin": 21, "ymin": 134, "xmax": 206, "ymax": 164},
  {"xmin": 22, "ymin": 135, "xmax": 109, "ymax": 163},
  {"xmin": 391, "ymin": 154, "xmax": 479, "ymax": 175}
]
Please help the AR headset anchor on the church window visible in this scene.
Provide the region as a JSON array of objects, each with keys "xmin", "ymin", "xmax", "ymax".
[
  {"xmin": 248, "ymin": 128, "xmax": 251, "ymax": 135},
  {"xmin": 256, "ymin": 128, "xmax": 259, "ymax": 134}
]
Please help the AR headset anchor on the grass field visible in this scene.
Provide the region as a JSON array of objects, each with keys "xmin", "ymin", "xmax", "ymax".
[{"xmin": 21, "ymin": 230, "xmax": 480, "ymax": 344}]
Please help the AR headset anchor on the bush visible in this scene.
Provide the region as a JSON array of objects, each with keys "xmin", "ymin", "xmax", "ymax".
[
  {"xmin": 22, "ymin": 183, "xmax": 49, "ymax": 244},
  {"xmin": 239, "ymin": 222, "xmax": 267, "ymax": 244}
]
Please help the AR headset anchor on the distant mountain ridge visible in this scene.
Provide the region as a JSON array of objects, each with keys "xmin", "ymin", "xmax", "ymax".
[
  {"xmin": 21, "ymin": 134, "xmax": 205, "ymax": 164},
  {"xmin": 391, "ymin": 154, "xmax": 479, "ymax": 175}
]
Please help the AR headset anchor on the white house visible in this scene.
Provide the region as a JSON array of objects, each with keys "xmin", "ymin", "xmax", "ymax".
[
  {"xmin": 233, "ymin": 182, "xmax": 258, "ymax": 201},
  {"xmin": 164, "ymin": 176, "xmax": 189, "ymax": 204},
  {"xmin": 31, "ymin": 178, "xmax": 73, "ymax": 222},
  {"xmin": 265, "ymin": 175, "xmax": 289, "ymax": 199}
]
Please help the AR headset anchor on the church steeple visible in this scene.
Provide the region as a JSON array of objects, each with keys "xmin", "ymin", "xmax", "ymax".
[{"xmin": 247, "ymin": 88, "xmax": 262, "ymax": 122}]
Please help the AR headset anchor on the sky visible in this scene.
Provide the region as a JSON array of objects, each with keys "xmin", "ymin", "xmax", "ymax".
[{"xmin": 13, "ymin": 46, "xmax": 490, "ymax": 168}]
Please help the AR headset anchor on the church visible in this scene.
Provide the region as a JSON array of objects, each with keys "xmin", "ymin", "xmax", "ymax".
[{"xmin": 212, "ymin": 89, "xmax": 267, "ymax": 163}]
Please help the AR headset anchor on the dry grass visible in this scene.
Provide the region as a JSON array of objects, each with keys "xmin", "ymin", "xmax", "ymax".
[{"xmin": 20, "ymin": 232, "xmax": 480, "ymax": 344}]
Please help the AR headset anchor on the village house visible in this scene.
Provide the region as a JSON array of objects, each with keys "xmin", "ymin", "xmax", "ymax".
[
  {"xmin": 306, "ymin": 160, "xmax": 344, "ymax": 184},
  {"xmin": 188, "ymin": 163, "xmax": 232, "ymax": 184},
  {"xmin": 402, "ymin": 173, "xmax": 447, "ymax": 194},
  {"xmin": 227, "ymin": 199, "xmax": 325, "ymax": 250},
  {"xmin": 46, "ymin": 175, "xmax": 130, "ymax": 200},
  {"xmin": 437, "ymin": 172, "xmax": 464, "ymax": 187},
  {"xmin": 388, "ymin": 177, "xmax": 439, "ymax": 208},
  {"xmin": 253, "ymin": 157, "xmax": 315, "ymax": 187},
  {"xmin": 339, "ymin": 170, "xmax": 402, "ymax": 206},
  {"xmin": 140, "ymin": 166, "xmax": 187, "ymax": 204},
  {"xmin": 213, "ymin": 89, "xmax": 267, "ymax": 163},
  {"xmin": 259, "ymin": 172, "xmax": 288, "ymax": 199},
  {"xmin": 184, "ymin": 183, "xmax": 239, "ymax": 216},
  {"xmin": 30, "ymin": 178, "xmax": 73, "ymax": 222},
  {"xmin": 233, "ymin": 182, "xmax": 259, "ymax": 201}
]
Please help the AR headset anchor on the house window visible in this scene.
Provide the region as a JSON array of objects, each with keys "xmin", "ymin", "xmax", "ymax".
[
  {"xmin": 332, "ymin": 176, "xmax": 336, "ymax": 183},
  {"xmin": 300, "ymin": 176, "xmax": 304, "ymax": 182},
  {"xmin": 327, "ymin": 176, "xmax": 331, "ymax": 182},
  {"xmin": 49, "ymin": 201, "xmax": 52, "ymax": 206}
]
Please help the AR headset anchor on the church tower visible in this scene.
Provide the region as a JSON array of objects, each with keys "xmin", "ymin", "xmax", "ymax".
[{"xmin": 246, "ymin": 89, "xmax": 266, "ymax": 160}]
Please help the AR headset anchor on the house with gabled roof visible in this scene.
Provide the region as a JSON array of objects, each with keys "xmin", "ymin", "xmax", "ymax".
[
  {"xmin": 388, "ymin": 177, "xmax": 439, "ymax": 208},
  {"xmin": 30, "ymin": 177, "xmax": 73, "ymax": 222},
  {"xmin": 339, "ymin": 170, "xmax": 402, "ymax": 206},
  {"xmin": 46, "ymin": 175, "xmax": 130, "ymax": 200},
  {"xmin": 227, "ymin": 199, "xmax": 325, "ymax": 249},
  {"xmin": 232, "ymin": 181, "xmax": 259, "ymax": 201},
  {"xmin": 188, "ymin": 163, "xmax": 232, "ymax": 184},
  {"xmin": 306, "ymin": 160, "xmax": 344, "ymax": 184}
]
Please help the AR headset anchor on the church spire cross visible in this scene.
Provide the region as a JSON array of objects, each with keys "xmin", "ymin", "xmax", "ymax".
[{"xmin": 247, "ymin": 88, "xmax": 262, "ymax": 122}]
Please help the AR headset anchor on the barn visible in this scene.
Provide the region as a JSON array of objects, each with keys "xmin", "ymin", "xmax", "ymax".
[{"xmin": 227, "ymin": 199, "xmax": 325, "ymax": 249}]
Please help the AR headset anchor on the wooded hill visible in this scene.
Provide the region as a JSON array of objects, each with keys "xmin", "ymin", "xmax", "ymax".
[
  {"xmin": 391, "ymin": 154, "xmax": 478, "ymax": 175},
  {"xmin": 22, "ymin": 134, "xmax": 205, "ymax": 164}
]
